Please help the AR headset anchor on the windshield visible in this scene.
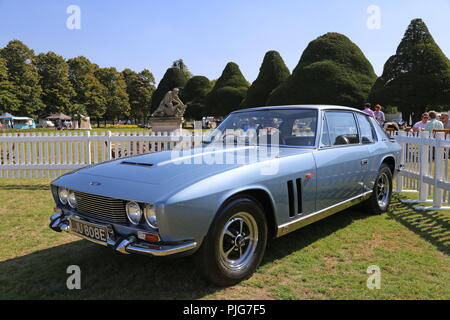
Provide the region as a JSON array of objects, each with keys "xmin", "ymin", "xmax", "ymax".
[{"xmin": 203, "ymin": 109, "xmax": 318, "ymax": 147}]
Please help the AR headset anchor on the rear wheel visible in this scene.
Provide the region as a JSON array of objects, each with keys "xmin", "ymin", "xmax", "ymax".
[
  {"xmin": 196, "ymin": 197, "xmax": 267, "ymax": 286},
  {"xmin": 365, "ymin": 164, "xmax": 393, "ymax": 214}
]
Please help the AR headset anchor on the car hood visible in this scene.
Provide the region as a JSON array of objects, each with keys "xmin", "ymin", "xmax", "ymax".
[{"xmin": 53, "ymin": 145, "xmax": 312, "ymax": 202}]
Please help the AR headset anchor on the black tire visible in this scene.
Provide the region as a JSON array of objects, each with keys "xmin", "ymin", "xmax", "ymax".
[
  {"xmin": 365, "ymin": 163, "xmax": 393, "ymax": 215},
  {"xmin": 196, "ymin": 196, "xmax": 268, "ymax": 286}
]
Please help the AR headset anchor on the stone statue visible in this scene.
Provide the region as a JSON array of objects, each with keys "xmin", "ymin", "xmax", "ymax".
[
  {"xmin": 152, "ymin": 88, "xmax": 186, "ymax": 118},
  {"xmin": 79, "ymin": 114, "xmax": 92, "ymax": 130}
]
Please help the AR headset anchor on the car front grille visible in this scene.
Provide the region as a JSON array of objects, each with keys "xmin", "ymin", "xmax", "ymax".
[{"xmin": 74, "ymin": 191, "xmax": 128, "ymax": 224}]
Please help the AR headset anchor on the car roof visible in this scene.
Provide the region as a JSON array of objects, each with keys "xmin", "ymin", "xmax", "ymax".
[{"xmin": 232, "ymin": 105, "xmax": 366, "ymax": 115}]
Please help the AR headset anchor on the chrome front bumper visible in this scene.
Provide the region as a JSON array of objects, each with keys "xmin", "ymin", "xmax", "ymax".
[{"xmin": 49, "ymin": 212, "xmax": 197, "ymax": 257}]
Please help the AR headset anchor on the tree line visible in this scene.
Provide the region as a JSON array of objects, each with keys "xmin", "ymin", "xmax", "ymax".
[
  {"xmin": 0, "ymin": 40, "xmax": 157, "ymax": 124},
  {"xmin": 1, "ymin": 18, "xmax": 450, "ymax": 123}
]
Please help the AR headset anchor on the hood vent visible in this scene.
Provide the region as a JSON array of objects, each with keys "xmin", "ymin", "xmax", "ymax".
[{"xmin": 120, "ymin": 161, "xmax": 153, "ymax": 167}]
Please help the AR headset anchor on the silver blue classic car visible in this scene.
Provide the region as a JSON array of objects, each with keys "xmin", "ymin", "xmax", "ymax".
[{"xmin": 49, "ymin": 105, "xmax": 401, "ymax": 286}]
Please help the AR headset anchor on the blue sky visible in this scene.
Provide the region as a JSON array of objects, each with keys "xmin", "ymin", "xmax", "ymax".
[{"xmin": 0, "ymin": 0, "xmax": 449, "ymax": 83}]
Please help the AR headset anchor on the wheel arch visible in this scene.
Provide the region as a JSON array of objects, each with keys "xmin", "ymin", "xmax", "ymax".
[
  {"xmin": 381, "ymin": 155, "xmax": 396, "ymax": 176},
  {"xmin": 217, "ymin": 187, "xmax": 278, "ymax": 239}
]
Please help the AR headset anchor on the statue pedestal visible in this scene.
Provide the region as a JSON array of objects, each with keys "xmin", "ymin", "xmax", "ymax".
[{"xmin": 149, "ymin": 117, "xmax": 184, "ymax": 133}]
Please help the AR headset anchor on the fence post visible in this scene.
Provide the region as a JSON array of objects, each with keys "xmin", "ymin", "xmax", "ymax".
[
  {"xmin": 106, "ymin": 131, "xmax": 112, "ymax": 160},
  {"xmin": 395, "ymin": 131, "xmax": 407, "ymax": 192},
  {"xmin": 433, "ymin": 132, "xmax": 445, "ymax": 208},
  {"xmin": 85, "ymin": 131, "xmax": 91, "ymax": 165},
  {"xmin": 418, "ymin": 131, "xmax": 430, "ymax": 202}
]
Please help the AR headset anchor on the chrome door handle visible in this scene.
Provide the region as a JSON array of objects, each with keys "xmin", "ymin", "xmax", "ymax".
[{"xmin": 361, "ymin": 159, "xmax": 369, "ymax": 165}]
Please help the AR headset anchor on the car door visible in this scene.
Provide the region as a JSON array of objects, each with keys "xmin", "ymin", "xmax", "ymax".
[
  {"xmin": 313, "ymin": 111, "xmax": 369, "ymax": 211},
  {"xmin": 354, "ymin": 112, "xmax": 379, "ymax": 192}
]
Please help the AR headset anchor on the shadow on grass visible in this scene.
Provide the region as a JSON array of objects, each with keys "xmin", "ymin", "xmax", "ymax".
[
  {"xmin": 0, "ymin": 185, "xmax": 50, "ymax": 191},
  {"xmin": 0, "ymin": 208, "xmax": 369, "ymax": 300},
  {"xmin": 387, "ymin": 195, "xmax": 450, "ymax": 256}
]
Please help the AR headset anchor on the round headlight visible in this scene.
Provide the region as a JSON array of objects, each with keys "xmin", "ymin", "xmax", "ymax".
[
  {"xmin": 68, "ymin": 191, "xmax": 77, "ymax": 208},
  {"xmin": 144, "ymin": 203, "xmax": 158, "ymax": 229},
  {"xmin": 58, "ymin": 188, "xmax": 69, "ymax": 205},
  {"xmin": 126, "ymin": 201, "xmax": 142, "ymax": 225}
]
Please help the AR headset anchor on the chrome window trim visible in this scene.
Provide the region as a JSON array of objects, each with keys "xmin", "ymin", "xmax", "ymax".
[{"xmin": 318, "ymin": 110, "xmax": 378, "ymax": 150}]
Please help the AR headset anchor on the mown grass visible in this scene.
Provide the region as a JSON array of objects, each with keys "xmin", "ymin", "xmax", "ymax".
[{"xmin": 0, "ymin": 179, "xmax": 449, "ymax": 299}]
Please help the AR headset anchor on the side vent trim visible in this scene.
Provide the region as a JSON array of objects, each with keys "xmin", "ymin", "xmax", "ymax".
[
  {"xmin": 296, "ymin": 178, "xmax": 302, "ymax": 214},
  {"xmin": 287, "ymin": 180, "xmax": 295, "ymax": 217}
]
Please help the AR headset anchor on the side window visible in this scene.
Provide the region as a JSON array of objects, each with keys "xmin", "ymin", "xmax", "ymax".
[
  {"xmin": 325, "ymin": 112, "xmax": 360, "ymax": 146},
  {"xmin": 320, "ymin": 114, "xmax": 331, "ymax": 147},
  {"xmin": 356, "ymin": 113, "xmax": 376, "ymax": 143}
]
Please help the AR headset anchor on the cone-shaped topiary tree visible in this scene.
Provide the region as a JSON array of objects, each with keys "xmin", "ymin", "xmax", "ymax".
[
  {"xmin": 369, "ymin": 19, "xmax": 450, "ymax": 119},
  {"xmin": 180, "ymin": 75, "xmax": 213, "ymax": 120},
  {"xmin": 206, "ymin": 62, "xmax": 250, "ymax": 116},
  {"xmin": 267, "ymin": 33, "xmax": 376, "ymax": 107},
  {"xmin": 150, "ymin": 67, "xmax": 188, "ymax": 114},
  {"xmin": 241, "ymin": 50, "xmax": 290, "ymax": 108}
]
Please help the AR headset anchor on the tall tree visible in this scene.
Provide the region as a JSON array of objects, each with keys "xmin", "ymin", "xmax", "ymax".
[
  {"xmin": 95, "ymin": 67, "xmax": 130, "ymax": 122},
  {"xmin": 206, "ymin": 62, "xmax": 250, "ymax": 116},
  {"xmin": 67, "ymin": 56, "xmax": 108, "ymax": 123},
  {"xmin": 122, "ymin": 68, "xmax": 156, "ymax": 120},
  {"xmin": 172, "ymin": 59, "xmax": 193, "ymax": 80},
  {"xmin": 180, "ymin": 75, "xmax": 213, "ymax": 119},
  {"xmin": 369, "ymin": 19, "xmax": 450, "ymax": 119},
  {"xmin": 150, "ymin": 67, "xmax": 188, "ymax": 113},
  {"xmin": 241, "ymin": 50, "xmax": 290, "ymax": 107},
  {"xmin": 0, "ymin": 57, "xmax": 20, "ymax": 114},
  {"xmin": 0, "ymin": 40, "xmax": 44, "ymax": 117},
  {"xmin": 267, "ymin": 33, "xmax": 377, "ymax": 107},
  {"xmin": 34, "ymin": 51, "xmax": 75, "ymax": 117}
]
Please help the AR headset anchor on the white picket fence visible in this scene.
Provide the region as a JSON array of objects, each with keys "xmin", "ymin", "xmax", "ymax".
[
  {"xmin": 0, "ymin": 131, "xmax": 200, "ymax": 179},
  {"xmin": 394, "ymin": 131, "xmax": 450, "ymax": 210},
  {"xmin": 2, "ymin": 129, "xmax": 450, "ymax": 211}
]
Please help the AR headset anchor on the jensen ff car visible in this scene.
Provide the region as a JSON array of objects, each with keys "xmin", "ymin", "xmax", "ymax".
[{"xmin": 49, "ymin": 105, "xmax": 401, "ymax": 286}]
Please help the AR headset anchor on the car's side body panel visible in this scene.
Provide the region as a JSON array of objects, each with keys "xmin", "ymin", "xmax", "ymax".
[{"xmin": 161, "ymin": 150, "xmax": 317, "ymax": 244}]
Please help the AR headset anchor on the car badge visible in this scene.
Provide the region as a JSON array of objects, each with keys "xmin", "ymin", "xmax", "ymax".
[{"xmin": 89, "ymin": 181, "xmax": 101, "ymax": 186}]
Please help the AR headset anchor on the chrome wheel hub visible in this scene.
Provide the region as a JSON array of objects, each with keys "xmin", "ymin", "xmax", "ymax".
[
  {"xmin": 376, "ymin": 173, "xmax": 390, "ymax": 208},
  {"xmin": 219, "ymin": 212, "xmax": 258, "ymax": 271}
]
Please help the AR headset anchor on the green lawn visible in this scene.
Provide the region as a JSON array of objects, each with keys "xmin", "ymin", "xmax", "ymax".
[{"xmin": 0, "ymin": 179, "xmax": 449, "ymax": 299}]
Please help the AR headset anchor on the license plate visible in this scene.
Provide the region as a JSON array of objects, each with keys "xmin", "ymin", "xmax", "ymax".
[{"xmin": 69, "ymin": 218, "xmax": 109, "ymax": 245}]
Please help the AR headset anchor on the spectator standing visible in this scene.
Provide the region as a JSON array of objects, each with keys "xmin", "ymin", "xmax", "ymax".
[
  {"xmin": 412, "ymin": 113, "xmax": 429, "ymax": 132},
  {"xmin": 363, "ymin": 103, "xmax": 375, "ymax": 118},
  {"xmin": 425, "ymin": 111, "xmax": 444, "ymax": 132},
  {"xmin": 440, "ymin": 113, "xmax": 449, "ymax": 128},
  {"xmin": 373, "ymin": 104, "xmax": 385, "ymax": 125}
]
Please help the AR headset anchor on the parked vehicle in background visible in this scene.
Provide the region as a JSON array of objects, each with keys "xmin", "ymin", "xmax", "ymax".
[
  {"xmin": 38, "ymin": 119, "xmax": 55, "ymax": 128},
  {"xmin": 49, "ymin": 105, "xmax": 401, "ymax": 286},
  {"xmin": 11, "ymin": 117, "xmax": 36, "ymax": 129}
]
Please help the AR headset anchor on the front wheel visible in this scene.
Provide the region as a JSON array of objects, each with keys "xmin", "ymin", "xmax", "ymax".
[
  {"xmin": 365, "ymin": 164, "xmax": 393, "ymax": 214},
  {"xmin": 196, "ymin": 197, "xmax": 267, "ymax": 286}
]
